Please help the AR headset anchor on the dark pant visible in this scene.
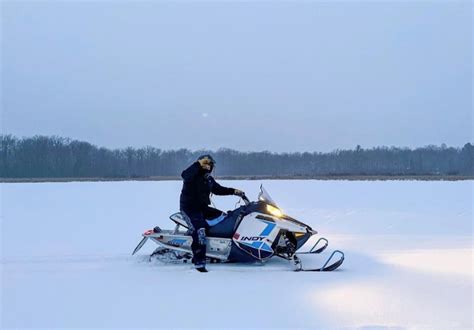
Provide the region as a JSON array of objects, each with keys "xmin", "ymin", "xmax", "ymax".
[{"xmin": 181, "ymin": 208, "xmax": 209, "ymax": 267}]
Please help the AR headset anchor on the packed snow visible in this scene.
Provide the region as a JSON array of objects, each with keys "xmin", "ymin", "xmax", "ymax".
[{"xmin": 1, "ymin": 180, "xmax": 472, "ymax": 329}]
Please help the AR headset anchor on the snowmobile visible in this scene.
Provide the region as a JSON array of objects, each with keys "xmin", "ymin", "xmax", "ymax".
[{"xmin": 132, "ymin": 185, "xmax": 344, "ymax": 272}]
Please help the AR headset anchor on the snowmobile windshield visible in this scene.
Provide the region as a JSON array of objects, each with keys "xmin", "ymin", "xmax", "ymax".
[{"xmin": 257, "ymin": 185, "xmax": 278, "ymax": 207}]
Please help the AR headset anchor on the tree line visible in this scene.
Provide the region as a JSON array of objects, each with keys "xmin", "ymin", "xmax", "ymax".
[{"xmin": 1, "ymin": 135, "xmax": 473, "ymax": 178}]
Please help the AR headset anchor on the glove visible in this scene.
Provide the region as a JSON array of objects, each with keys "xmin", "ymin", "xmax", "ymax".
[
  {"xmin": 234, "ymin": 189, "xmax": 245, "ymax": 197},
  {"xmin": 198, "ymin": 157, "xmax": 212, "ymax": 171}
]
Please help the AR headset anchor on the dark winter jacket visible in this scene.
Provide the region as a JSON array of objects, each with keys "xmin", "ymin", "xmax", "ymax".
[{"xmin": 180, "ymin": 162, "xmax": 235, "ymax": 211}]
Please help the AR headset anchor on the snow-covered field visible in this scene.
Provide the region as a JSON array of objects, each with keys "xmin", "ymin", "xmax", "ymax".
[{"xmin": 1, "ymin": 180, "xmax": 472, "ymax": 329}]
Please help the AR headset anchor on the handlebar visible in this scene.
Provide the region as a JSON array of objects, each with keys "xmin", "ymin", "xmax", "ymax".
[{"xmin": 240, "ymin": 193, "xmax": 250, "ymax": 205}]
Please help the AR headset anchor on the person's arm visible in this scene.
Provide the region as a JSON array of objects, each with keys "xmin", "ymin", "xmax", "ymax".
[
  {"xmin": 210, "ymin": 177, "xmax": 236, "ymax": 196},
  {"xmin": 181, "ymin": 162, "xmax": 201, "ymax": 182}
]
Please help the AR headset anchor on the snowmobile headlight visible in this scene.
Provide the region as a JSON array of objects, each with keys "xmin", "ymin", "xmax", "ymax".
[{"xmin": 266, "ymin": 204, "xmax": 283, "ymax": 217}]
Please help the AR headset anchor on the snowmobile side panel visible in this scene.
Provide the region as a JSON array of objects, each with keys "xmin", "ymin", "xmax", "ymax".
[
  {"xmin": 145, "ymin": 232, "xmax": 233, "ymax": 261},
  {"xmin": 228, "ymin": 242, "xmax": 263, "ymax": 263},
  {"xmin": 207, "ymin": 209, "xmax": 241, "ymax": 238},
  {"xmin": 233, "ymin": 212, "xmax": 279, "ymax": 261}
]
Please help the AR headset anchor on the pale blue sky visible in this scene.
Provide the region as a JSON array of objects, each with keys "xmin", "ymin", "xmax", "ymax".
[{"xmin": 2, "ymin": 1, "xmax": 472, "ymax": 152}]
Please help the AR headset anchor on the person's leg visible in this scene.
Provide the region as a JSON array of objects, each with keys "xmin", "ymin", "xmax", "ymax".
[{"xmin": 181, "ymin": 209, "xmax": 208, "ymax": 270}]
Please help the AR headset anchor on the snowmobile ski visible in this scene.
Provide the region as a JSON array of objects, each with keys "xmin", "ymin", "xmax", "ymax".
[{"xmin": 294, "ymin": 250, "xmax": 344, "ymax": 272}]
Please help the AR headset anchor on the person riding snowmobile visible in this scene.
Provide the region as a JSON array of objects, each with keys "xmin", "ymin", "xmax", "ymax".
[{"xmin": 180, "ymin": 155, "xmax": 244, "ymax": 272}]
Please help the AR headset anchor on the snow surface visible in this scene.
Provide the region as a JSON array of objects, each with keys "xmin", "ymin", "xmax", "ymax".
[{"xmin": 1, "ymin": 180, "xmax": 473, "ymax": 329}]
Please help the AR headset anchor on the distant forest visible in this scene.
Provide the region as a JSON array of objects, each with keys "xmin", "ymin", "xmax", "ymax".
[{"xmin": 1, "ymin": 135, "xmax": 473, "ymax": 178}]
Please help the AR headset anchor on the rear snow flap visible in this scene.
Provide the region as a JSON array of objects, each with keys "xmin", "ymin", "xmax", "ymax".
[{"xmin": 132, "ymin": 237, "xmax": 149, "ymax": 255}]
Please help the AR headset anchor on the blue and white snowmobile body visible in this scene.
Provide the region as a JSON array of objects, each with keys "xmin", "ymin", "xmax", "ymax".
[{"xmin": 132, "ymin": 185, "xmax": 344, "ymax": 272}]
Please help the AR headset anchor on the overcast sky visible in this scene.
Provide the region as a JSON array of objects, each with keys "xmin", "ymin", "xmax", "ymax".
[{"xmin": 2, "ymin": 1, "xmax": 472, "ymax": 152}]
